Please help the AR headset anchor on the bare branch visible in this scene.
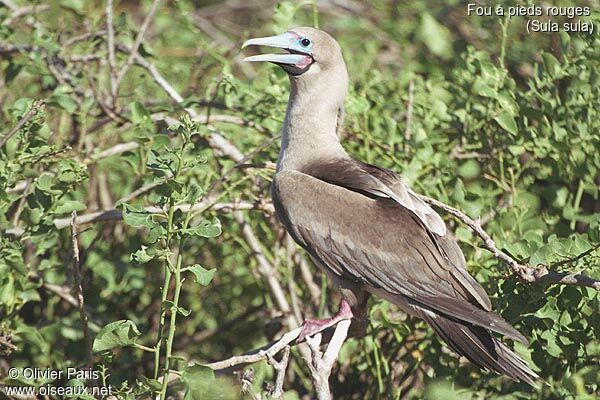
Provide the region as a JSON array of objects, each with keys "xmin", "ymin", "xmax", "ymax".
[
  {"xmin": 129, "ymin": 49, "xmax": 245, "ymax": 161},
  {"xmin": 0, "ymin": 100, "xmax": 44, "ymax": 148},
  {"xmin": 205, "ymin": 320, "xmax": 350, "ymax": 400},
  {"xmin": 42, "ymin": 282, "xmax": 79, "ymax": 307},
  {"xmin": 63, "ymin": 30, "xmax": 107, "ymax": 48},
  {"xmin": 70, "ymin": 212, "xmax": 94, "ymax": 367},
  {"xmin": 404, "ymin": 79, "xmax": 414, "ymax": 145},
  {"xmin": 2, "ymin": 3, "xmax": 49, "ymax": 26},
  {"xmin": 285, "ymin": 235, "xmax": 304, "ymax": 324},
  {"xmin": 87, "ymin": 141, "xmax": 140, "ymax": 163},
  {"xmin": 421, "ymin": 195, "xmax": 600, "ymax": 291},
  {"xmin": 297, "ymin": 253, "xmax": 322, "ymax": 307},
  {"xmin": 114, "ymin": 0, "xmax": 162, "ymax": 92},
  {"xmin": 305, "ymin": 320, "xmax": 352, "ymax": 400},
  {"xmin": 105, "ymin": 0, "xmax": 118, "ymax": 105},
  {"xmin": 53, "ymin": 201, "xmax": 275, "ymax": 229},
  {"xmin": 234, "ymin": 211, "xmax": 292, "ymax": 317},
  {"xmin": 0, "ymin": 336, "xmax": 17, "ymax": 352},
  {"xmin": 267, "ymin": 345, "xmax": 290, "ymax": 399},
  {"xmin": 205, "ymin": 326, "xmax": 302, "ymax": 371}
]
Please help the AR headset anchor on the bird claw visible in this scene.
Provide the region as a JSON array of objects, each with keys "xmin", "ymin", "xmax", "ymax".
[{"xmin": 297, "ymin": 299, "xmax": 354, "ymax": 342}]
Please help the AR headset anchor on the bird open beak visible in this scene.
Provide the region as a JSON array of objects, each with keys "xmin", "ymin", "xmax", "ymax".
[{"xmin": 242, "ymin": 32, "xmax": 312, "ymax": 68}]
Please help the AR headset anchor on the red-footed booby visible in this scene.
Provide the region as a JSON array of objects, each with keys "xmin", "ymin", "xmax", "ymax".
[{"xmin": 242, "ymin": 27, "xmax": 538, "ymax": 385}]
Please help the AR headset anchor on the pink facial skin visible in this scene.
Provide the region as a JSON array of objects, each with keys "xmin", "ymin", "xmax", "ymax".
[{"xmin": 295, "ymin": 55, "xmax": 313, "ymax": 69}]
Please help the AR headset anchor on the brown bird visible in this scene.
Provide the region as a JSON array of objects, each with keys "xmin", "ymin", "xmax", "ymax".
[{"xmin": 243, "ymin": 27, "xmax": 538, "ymax": 385}]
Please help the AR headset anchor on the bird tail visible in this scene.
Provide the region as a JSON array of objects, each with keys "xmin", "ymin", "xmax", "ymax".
[{"xmin": 421, "ymin": 312, "xmax": 539, "ymax": 386}]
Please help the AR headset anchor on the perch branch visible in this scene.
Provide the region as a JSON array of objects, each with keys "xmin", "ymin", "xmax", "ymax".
[
  {"xmin": 205, "ymin": 319, "xmax": 351, "ymax": 399},
  {"xmin": 420, "ymin": 195, "xmax": 600, "ymax": 291},
  {"xmin": 205, "ymin": 326, "xmax": 302, "ymax": 371},
  {"xmin": 305, "ymin": 319, "xmax": 352, "ymax": 400}
]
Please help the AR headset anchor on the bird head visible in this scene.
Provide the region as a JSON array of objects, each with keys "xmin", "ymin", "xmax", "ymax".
[{"xmin": 242, "ymin": 27, "xmax": 343, "ymax": 77}]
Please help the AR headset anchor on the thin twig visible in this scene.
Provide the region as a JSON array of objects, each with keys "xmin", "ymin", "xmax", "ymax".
[
  {"xmin": 2, "ymin": 3, "xmax": 49, "ymax": 26},
  {"xmin": 296, "ymin": 253, "xmax": 322, "ymax": 308},
  {"xmin": 0, "ymin": 100, "xmax": 44, "ymax": 148},
  {"xmin": 114, "ymin": 0, "xmax": 161, "ymax": 91},
  {"xmin": 42, "ymin": 282, "xmax": 78, "ymax": 307},
  {"xmin": 0, "ymin": 336, "xmax": 17, "ymax": 351},
  {"xmin": 128, "ymin": 49, "xmax": 245, "ymax": 161},
  {"xmin": 70, "ymin": 212, "xmax": 94, "ymax": 367},
  {"xmin": 267, "ymin": 345, "xmax": 290, "ymax": 399},
  {"xmin": 205, "ymin": 327, "xmax": 302, "ymax": 371},
  {"xmin": 63, "ymin": 30, "xmax": 107, "ymax": 47},
  {"xmin": 105, "ymin": 0, "xmax": 118, "ymax": 105},
  {"xmin": 234, "ymin": 211, "xmax": 292, "ymax": 317},
  {"xmin": 421, "ymin": 195, "xmax": 600, "ymax": 291},
  {"xmin": 53, "ymin": 201, "xmax": 275, "ymax": 229},
  {"xmin": 286, "ymin": 235, "xmax": 304, "ymax": 324},
  {"xmin": 87, "ymin": 141, "xmax": 140, "ymax": 163},
  {"xmin": 404, "ymin": 79, "xmax": 414, "ymax": 145}
]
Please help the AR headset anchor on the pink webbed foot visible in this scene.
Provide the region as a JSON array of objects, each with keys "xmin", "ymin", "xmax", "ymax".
[{"xmin": 297, "ymin": 299, "xmax": 354, "ymax": 342}]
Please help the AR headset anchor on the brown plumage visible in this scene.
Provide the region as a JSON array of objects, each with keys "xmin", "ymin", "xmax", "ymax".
[{"xmin": 243, "ymin": 27, "xmax": 538, "ymax": 385}]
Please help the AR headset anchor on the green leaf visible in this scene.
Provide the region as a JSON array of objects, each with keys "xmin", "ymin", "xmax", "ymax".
[
  {"xmin": 535, "ymin": 298, "xmax": 560, "ymax": 321},
  {"xmin": 60, "ymin": 0, "xmax": 84, "ymax": 13},
  {"xmin": 147, "ymin": 223, "xmax": 167, "ymax": 243},
  {"xmin": 494, "ymin": 112, "xmax": 518, "ymax": 135},
  {"xmin": 424, "ymin": 379, "xmax": 472, "ymax": 400},
  {"xmin": 181, "ymin": 364, "xmax": 215, "ymax": 400},
  {"xmin": 186, "ymin": 264, "xmax": 215, "ymax": 286},
  {"xmin": 6, "ymin": 60, "xmax": 22, "ymax": 85},
  {"xmin": 121, "ymin": 151, "xmax": 140, "ymax": 169},
  {"xmin": 185, "ymin": 183, "xmax": 204, "ymax": 204},
  {"xmin": 418, "ymin": 13, "xmax": 452, "ymax": 59},
  {"xmin": 93, "ymin": 320, "xmax": 141, "ymax": 352},
  {"xmin": 36, "ymin": 173, "xmax": 61, "ymax": 195},
  {"xmin": 151, "ymin": 134, "xmax": 170, "ymax": 150},
  {"xmin": 541, "ymin": 330, "xmax": 562, "ymax": 357},
  {"xmin": 138, "ymin": 376, "xmax": 162, "ymax": 393},
  {"xmin": 457, "ymin": 159, "xmax": 480, "ymax": 179},
  {"xmin": 131, "ymin": 246, "xmax": 153, "ymax": 264},
  {"xmin": 542, "ymin": 52, "xmax": 560, "ymax": 76},
  {"xmin": 179, "ymin": 307, "xmax": 191, "ymax": 317},
  {"xmin": 14, "ymin": 322, "xmax": 50, "ymax": 353},
  {"xmin": 130, "ymin": 101, "xmax": 152, "ymax": 126},
  {"xmin": 47, "ymin": 93, "xmax": 77, "ymax": 113},
  {"xmin": 183, "ymin": 218, "xmax": 221, "ymax": 238},
  {"xmin": 54, "ymin": 200, "xmax": 86, "ymax": 214},
  {"xmin": 161, "ymin": 300, "xmax": 191, "ymax": 316},
  {"xmin": 121, "ymin": 203, "xmax": 156, "ymax": 229}
]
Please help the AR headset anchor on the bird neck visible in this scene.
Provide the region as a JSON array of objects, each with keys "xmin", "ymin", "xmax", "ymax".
[{"xmin": 277, "ymin": 66, "xmax": 350, "ymax": 172}]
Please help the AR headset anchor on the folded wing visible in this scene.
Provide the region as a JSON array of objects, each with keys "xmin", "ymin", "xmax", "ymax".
[{"xmin": 272, "ymin": 167, "xmax": 523, "ymax": 342}]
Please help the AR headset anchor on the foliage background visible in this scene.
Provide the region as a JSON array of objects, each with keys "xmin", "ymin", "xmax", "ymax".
[{"xmin": 1, "ymin": 0, "xmax": 599, "ymax": 399}]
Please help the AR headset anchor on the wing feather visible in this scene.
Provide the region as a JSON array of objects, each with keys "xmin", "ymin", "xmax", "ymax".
[{"xmin": 303, "ymin": 158, "xmax": 446, "ymax": 236}]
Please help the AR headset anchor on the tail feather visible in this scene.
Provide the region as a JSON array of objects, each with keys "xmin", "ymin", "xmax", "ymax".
[
  {"xmin": 418, "ymin": 294, "xmax": 529, "ymax": 344},
  {"xmin": 422, "ymin": 312, "xmax": 539, "ymax": 386}
]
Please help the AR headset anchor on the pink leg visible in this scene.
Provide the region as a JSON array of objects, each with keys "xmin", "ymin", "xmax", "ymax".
[{"xmin": 298, "ymin": 299, "xmax": 354, "ymax": 342}]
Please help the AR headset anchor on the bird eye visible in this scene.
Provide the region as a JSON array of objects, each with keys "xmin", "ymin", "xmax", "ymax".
[{"xmin": 300, "ymin": 38, "xmax": 311, "ymax": 47}]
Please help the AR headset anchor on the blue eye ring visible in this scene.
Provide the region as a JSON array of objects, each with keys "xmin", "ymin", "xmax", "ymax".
[{"xmin": 301, "ymin": 38, "xmax": 311, "ymax": 47}]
